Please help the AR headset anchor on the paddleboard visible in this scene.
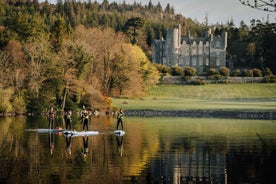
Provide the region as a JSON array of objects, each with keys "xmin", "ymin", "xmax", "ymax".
[
  {"xmin": 114, "ymin": 130, "xmax": 125, "ymax": 136},
  {"xmin": 37, "ymin": 128, "xmax": 65, "ymax": 133},
  {"xmin": 63, "ymin": 130, "xmax": 99, "ymax": 137}
]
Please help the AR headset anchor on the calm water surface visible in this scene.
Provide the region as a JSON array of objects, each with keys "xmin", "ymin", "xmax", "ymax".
[{"xmin": 0, "ymin": 115, "xmax": 275, "ymax": 184}]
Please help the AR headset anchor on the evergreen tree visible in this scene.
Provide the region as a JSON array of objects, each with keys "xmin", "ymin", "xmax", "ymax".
[
  {"xmin": 123, "ymin": 17, "xmax": 144, "ymax": 45},
  {"xmin": 50, "ymin": 18, "xmax": 66, "ymax": 52}
]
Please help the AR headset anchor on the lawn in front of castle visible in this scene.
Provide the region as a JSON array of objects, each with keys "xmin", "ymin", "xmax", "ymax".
[{"xmin": 112, "ymin": 83, "xmax": 276, "ymax": 112}]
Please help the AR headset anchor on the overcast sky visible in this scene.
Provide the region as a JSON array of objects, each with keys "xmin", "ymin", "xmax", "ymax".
[{"xmin": 101, "ymin": 0, "xmax": 276, "ymax": 26}]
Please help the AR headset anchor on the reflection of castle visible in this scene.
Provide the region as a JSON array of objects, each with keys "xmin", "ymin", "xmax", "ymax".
[
  {"xmin": 152, "ymin": 25, "xmax": 227, "ymax": 75},
  {"xmin": 151, "ymin": 142, "xmax": 227, "ymax": 184}
]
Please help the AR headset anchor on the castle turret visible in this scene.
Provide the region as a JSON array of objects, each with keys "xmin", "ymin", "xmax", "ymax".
[{"xmin": 222, "ymin": 31, "xmax": 227, "ymax": 49}]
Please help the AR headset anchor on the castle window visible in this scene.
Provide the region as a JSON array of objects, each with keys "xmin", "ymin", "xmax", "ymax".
[
  {"xmin": 206, "ymin": 58, "xmax": 209, "ymax": 65},
  {"xmin": 199, "ymin": 59, "xmax": 203, "ymax": 65},
  {"xmin": 198, "ymin": 42, "xmax": 203, "ymax": 55},
  {"xmin": 216, "ymin": 58, "xmax": 220, "ymax": 66},
  {"xmin": 216, "ymin": 41, "xmax": 220, "ymax": 48},
  {"xmin": 185, "ymin": 59, "xmax": 189, "ymax": 66},
  {"xmin": 192, "ymin": 57, "xmax": 196, "ymax": 65}
]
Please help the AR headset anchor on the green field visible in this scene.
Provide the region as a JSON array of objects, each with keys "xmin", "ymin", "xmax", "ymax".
[{"xmin": 112, "ymin": 83, "xmax": 276, "ymax": 111}]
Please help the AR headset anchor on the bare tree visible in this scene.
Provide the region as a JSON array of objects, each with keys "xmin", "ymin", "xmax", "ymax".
[
  {"xmin": 71, "ymin": 25, "xmax": 127, "ymax": 96},
  {"xmin": 0, "ymin": 41, "xmax": 28, "ymax": 93},
  {"xmin": 23, "ymin": 35, "xmax": 53, "ymax": 97},
  {"xmin": 239, "ymin": 0, "xmax": 276, "ymax": 12}
]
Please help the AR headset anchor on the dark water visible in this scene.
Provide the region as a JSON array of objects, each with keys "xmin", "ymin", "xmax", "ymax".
[{"xmin": 0, "ymin": 115, "xmax": 275, "ymax": 184}]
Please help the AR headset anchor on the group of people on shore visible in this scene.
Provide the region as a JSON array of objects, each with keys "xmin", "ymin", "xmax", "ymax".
[{"xmin": 47, "ymin": 106, "xmax": 124, "ymax": 131}]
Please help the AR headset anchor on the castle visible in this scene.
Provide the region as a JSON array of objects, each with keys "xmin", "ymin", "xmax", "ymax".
[{"xmin": 152, "ymin": 25, "xmax": 227, "ymax": 75}]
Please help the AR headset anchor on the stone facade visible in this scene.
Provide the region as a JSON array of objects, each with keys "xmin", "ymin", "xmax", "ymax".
[{"xmin": 152, "ymin": 25, "xmax": 228, "ymax": 75}]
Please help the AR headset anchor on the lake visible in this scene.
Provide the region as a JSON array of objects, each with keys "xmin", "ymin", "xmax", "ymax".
[{"xmin": 0, "ymin": 115, "xmax": 275, "ymax": 184}]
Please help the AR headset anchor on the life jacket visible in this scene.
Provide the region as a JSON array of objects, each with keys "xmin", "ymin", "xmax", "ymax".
[
  {"xmin": 83, "ymin": 111, "xmax": 89, "ymax": 119},
  {"xmin": 117, "ymin": 112, "xmax": 123, "ymax": 119}
]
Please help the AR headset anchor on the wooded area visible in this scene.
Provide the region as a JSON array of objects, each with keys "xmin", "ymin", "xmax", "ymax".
[{"xmin": 0, "ymin": 0, "xmax": 275, "ymax": 114}]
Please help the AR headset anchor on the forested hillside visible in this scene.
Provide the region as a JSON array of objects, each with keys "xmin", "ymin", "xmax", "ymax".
[{"xmin": 0, "ymin": 0, "xmax": 275, "ymax": 114}]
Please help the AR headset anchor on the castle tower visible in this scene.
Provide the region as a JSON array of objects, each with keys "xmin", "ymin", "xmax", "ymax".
[
  {"xmin": 222, "ymin": 31, "xmax": 227, "ymax": 49},
  {"xmin": 166, "ymin": 25, "xmax": 181, "ymax": 66}
]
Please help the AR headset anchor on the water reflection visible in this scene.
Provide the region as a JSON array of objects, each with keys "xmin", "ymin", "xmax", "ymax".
[
  {"xmin": 48, "ymin": 133, "xmax": 55, "ymax": 155},
  {"xmin": 65, "ymin": 136, "xmax": 72, "ymax": 156},
  {"xmin": 82, "ymin": 136, "xmax": 89, "ymax": 158},
  {"xmin": 151, "ymin": 143, "xmax": 226, "ymax": 183},
  {"xmin": 0, "ymin": 116, "xmax": 275, "ymax": 183},
  {"xmin": 116, "ymin": 135, "xmax": 124, "ymax": 157}
]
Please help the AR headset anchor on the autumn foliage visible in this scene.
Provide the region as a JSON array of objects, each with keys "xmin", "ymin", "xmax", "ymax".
[{"xmin": 0, "ymin": 25, "xmax": 159, "ymax": 113}]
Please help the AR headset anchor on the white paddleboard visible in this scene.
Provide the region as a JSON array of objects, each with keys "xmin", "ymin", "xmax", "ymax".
[
  {"xmin": 37, "ymin": 128, "xmax": 65, "ymax": 133},
  {"xmin": 114, "ymin": 130, "xmax": 125, "ymax": 136},
  {"xmin": 63, "ymin": 130, "xmax": 99, "ymax": 137}
]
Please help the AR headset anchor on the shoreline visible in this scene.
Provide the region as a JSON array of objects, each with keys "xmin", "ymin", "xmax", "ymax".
[
  {"xmin": 1, "ymin": 110, "xmax": 275, "ymax": 120},
  {"xmin": 124, "ymin": 110, "xmax": 276, "ymax": 120}
]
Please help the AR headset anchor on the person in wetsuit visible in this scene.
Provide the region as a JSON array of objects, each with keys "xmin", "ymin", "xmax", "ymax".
[
  {"xmin": 48, "ymin": 107, "xmax": 55, "ymax": 129},
  {"xmin": 65, "ymin": 110, "xmax": 73, "ymax": 130},
  {"xmin": 116, "ymin": 109, "xmax": 124, "ymax": 130},
  {"xmin": 81, "ymin": 107, "xmax": 89, "ymax": 131}
]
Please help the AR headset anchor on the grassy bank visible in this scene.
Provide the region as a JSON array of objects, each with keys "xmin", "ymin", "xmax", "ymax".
[{"xmin": 112, "ymin": 83, "xmax": 276, "ymax": 111}]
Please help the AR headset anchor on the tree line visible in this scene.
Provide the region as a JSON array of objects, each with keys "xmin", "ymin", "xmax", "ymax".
[{"xmin": 0, "ymin": 0, "xmax": 275, "ymax": 114}]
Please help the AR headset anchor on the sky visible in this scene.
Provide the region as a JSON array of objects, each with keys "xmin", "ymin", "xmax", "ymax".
[{"xmin": 99, "ymin": 0, "xmax": 276, "ymax": 26}]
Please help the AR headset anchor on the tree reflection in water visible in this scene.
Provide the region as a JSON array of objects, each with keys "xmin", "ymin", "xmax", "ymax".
[{"xmin": 0, "ymin": 116, "xmax": 275, "ymax": 183}]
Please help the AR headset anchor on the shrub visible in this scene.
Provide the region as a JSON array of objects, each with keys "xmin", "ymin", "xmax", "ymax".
[
  {"xmin": 184, "ymin": 66, "xmax": 197, "ymax": 76},
  {"xmin": 242, "ymin": 69, "xmax": 253, "ymax": 77},
  {"xmin": 232, "ymin": 69, "xmax": 241, "ymax": 76},
  {"xmin": 207, "ymin": 68, "xmax": 219, "ymax": 76},
  {"xmin": 171, "ymin": 66, "xmax": 184, "ymax": 76},
  {"xmin": 264, "ymin": 75, "xmax": 276, "ymax": 83},
  {"xmin": 219, "ymin": 67, "xmax": 230, "ymax": 77},
  {"xmin": 253, "ymin": 68, "xmax": 263, "ymax": 77},
  {"xmin": 263, "ymin": 67, "xmax": 273, "ymax": 76},
  {"xmin": 270, "ymin": 76, "xmax": 276, "ymax": 83},
  {"xmin": 154, "ymin": 64, "xmax": 172, "ymax": 76}
]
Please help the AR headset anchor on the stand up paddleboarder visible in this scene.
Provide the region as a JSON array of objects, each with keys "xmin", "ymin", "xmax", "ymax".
[
  {"xmin": 116, "ymin": 109, "xmax": 124, "ymax": 130},
  {"xmin": 48, "ymin": 107, "xmax": 55, "ymax": 129}
]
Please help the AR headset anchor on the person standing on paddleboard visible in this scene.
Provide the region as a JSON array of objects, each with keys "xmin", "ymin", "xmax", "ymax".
[
  {"xmin": 64, "ymin": 110, "xmax": 73, "ymax": 130},
  {"xmin": 116, "ymin": 109, "xmax": 124, "ymax": 130},
  {"xmin": 48, "ymin": 107, "xmax": 55, "ymax": 129},
  {"xmin": 81, "ymin": 106, "xmax": 89, "ymax": 131}
]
